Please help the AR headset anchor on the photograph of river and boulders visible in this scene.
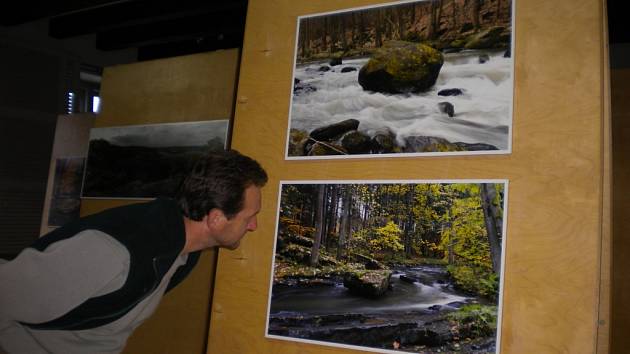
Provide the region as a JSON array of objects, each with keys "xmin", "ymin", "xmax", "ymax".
[
  {"xmin": 287, "ymin": 0, "xmax": 513, "ymax": 158},
  {"xmin": 267, "ymin": 182, "xmax": 506, "ymax": 353}
]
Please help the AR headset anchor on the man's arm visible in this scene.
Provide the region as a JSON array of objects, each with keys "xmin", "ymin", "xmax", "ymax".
[{"xmin": 0, "ymin": 230, "xmax": 130, "ymax": 353}]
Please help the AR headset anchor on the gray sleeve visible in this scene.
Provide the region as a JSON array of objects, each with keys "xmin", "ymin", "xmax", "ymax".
[{"xmin": 0, "ymin": 230, "xmax": 130, "ymax": 353}]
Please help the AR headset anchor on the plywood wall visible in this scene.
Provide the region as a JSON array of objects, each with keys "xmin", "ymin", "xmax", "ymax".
[
  {"xmin": 82, "ymin": 49, "xmax": 240, "ymax": 354},
  {"xmin": 208, "ymin": 0, "xmax": 609, "ymax": 353}
]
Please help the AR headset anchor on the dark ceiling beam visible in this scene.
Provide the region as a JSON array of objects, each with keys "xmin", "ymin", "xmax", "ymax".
[
  {"xmin": 48, "ymin": 0, "xmax": 247, "ymax": 39},
  {"xmin": 0, "ymin": 0, "xmax": 115, "ymax": 26},
  {"xmin": 94, "ymin": 10, "xmax": 245, "ymax": 51},
  {"xmin": 137, "ymin": 31, "xmax": 243, "ymax": 61}
]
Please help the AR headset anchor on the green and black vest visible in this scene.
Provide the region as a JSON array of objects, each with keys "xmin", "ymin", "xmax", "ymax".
[{"xmin": 21, "ymin": 198, "xmax": 200, "ymax": 331}]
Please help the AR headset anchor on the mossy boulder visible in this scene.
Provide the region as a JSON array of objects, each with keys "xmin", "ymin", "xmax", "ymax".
[
  {"xmin": 343, "ymin": 269, "xmax": 392, "ymax": 298},
  {"xmin": 288, "ymin": 128, "xmax": 309, "ymax": 156},
  {"xmin": 308, "ymin": 142, "xmax": 347, "ymax": 156},
  {"xmin": 358, "ymin": 40, "xmax": 444, "ymax": 94},
  {"xmin": 310, "ymin": 119, "xmax": 360, "ymax": 141},
  {"xmin": 341, "ymin": 131, "xmax": 372, "ymax": 154},
  {"xmin": 402, "ymin": 136, "xmax": 463, "ymax": 153}
]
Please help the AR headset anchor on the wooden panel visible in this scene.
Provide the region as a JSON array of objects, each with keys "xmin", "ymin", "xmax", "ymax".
[
  {"xmin": 84, "ymin": 49, "xmax": 239, "ymax": 354},
  {"xmin": 208, "ymin": 1, "xmax": 608, "ymax": 354},
  {"xmin": 610, "ymin": 69, "xmax": 630, "ymax": 354}
]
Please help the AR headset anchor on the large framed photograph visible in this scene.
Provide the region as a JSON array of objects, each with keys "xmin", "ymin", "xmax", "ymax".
[
  {"xmin": 266, "ymin": 180, "xmax": 508, "ymax": 353},
  {"xmin": 81, "ymin": 120, "xmax": 228, "ymax": 199},
  {"xmin": 286, "ymin": 0, "xmax": 514, "ymax": 159}
]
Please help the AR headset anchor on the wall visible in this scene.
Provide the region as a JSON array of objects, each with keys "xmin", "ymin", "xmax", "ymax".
[
  {"xmin": 0, "ymin": 42, "xmax": 63, "ymax": 258},
  {"xmin": 611, "ymin": 69, "xmax": 630, "ymax": 354},
  {"xmin": 207, "ymin": 0, "xmax": 609, "ymax": 353},
  {"xmin": 83, "ymin": 49, "xmax": 240, "ymax": 354}
]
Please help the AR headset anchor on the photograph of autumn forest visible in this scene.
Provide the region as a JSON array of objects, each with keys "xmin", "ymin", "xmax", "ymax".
[
  {"xmin": 287, "ymin": 0, "xmax": 513, "ymax": 158},
  {"xmin": 267, "ymin": 181, "xmax": 507, "ymax": 353},
  {"xmin": 48, "ymin": 157, "xmax": 85, "ymax": 227},
  {"xmin": 82, "ymin": 120, "xmax": 227, "ymax": 199}
]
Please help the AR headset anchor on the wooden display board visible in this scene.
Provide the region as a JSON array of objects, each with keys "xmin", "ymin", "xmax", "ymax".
[
  {"xmin": 83, "ymin": 49, "xmax": 239, "ymax": 354},
  {"xmin": 208, "ymin": 0, "xmax": 609, "ymax": 353}
]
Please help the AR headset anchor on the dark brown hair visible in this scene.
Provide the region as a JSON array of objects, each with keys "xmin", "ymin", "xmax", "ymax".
[{"xmin": 175, "ymin": 150, "xmax": 267, "ymax": 220}]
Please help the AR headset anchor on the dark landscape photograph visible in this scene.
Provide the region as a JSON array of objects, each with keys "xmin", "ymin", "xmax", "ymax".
[
  {"xmin": 287, "ymin": 0, "xmax": 513, "ymax": 158},
  {"xmin": 82, "ymin": 120, "xmax": 228, "ymax": 199},
  {"xmin": 266, "ymin": 180, "xmax": 507, "ymax": 353}
]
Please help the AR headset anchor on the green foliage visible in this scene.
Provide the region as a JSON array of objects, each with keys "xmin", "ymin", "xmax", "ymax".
[
  {"xmin": 447, "ymin": 304, "xmax": 498, "ymax": 337},
  {"xmin": 447, "ymin": 264, "xmax": 498, "ymax": 298},
  {"xmin": 350, "ymin": 221, "xmax": 403, "ymax": 260},
  {"xmin": 371, "ymin": 221, "xmax": 404, "ymax": 253},
  {"xmin": 438, "ymin": 183, "xmax": 499, "ymax": 298}
]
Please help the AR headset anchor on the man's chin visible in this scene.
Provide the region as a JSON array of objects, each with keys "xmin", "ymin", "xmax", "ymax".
[{"xmin": 222, "ymin": 241, "xmax": 240, "ymax": 250}]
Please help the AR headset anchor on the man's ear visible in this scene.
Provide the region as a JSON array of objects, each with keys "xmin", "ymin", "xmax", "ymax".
[{"xmin": 206, "ymin": 208, "xmax": 227, "ymax": 230}]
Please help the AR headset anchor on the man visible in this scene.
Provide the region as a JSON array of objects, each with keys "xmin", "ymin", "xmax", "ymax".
[{"xmin": 0, "ymin": 149, "xmax": 267, "ymax": 354}]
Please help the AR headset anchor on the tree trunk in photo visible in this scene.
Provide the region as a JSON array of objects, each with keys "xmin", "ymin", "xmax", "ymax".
[
  {"xmin": 471, "ymin": 0, "xmax": 481, "ymax": 29},
  {"xmin": 479, "ymin": 183, "xmax": 502, "ymax": 273},
  {"xmin": 375, "ymin": 9, "xmax": 383, "ymax": 47},
  {"xmin": 397, "ymin": 7, "xmax": 405, "ymax": 39},
  {"xmin": 495, "ymin": 0, "xmax": 502, "ymax": 23},
  {"xmin": 300, "ymin": 18, "xmax": 309, "ymax": 59},
  {"xmin": 321, "ymin": 17, "xmax": 328, "ymax": 53},
  {"xmin": 310, "ymin": 185, "xmax": 326, "ymax": 267},
  {"xmin": 340, "ymin": 15, "xmax": 348, "ymax": 50},
  {"xmin": 452, "ymin": 0, "xmax": 459, "ymax": 28},
  {"xmin": 337, "ymin": 186, "xmax": 352, "ymax": 260},
  {"xmin": 329, "ymin": 16, "xmax": 338, "ymax": 53},
  {"xmin": 325, "ymin": 185, "xmax": 339, "ymax": 250},
  {"xmin": 403, "ymin": 188, "xmax": 415, "ymax": 257}
]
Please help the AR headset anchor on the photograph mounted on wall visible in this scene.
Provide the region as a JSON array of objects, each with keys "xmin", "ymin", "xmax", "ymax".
[
  {"xmin": 81, "ymin": 120, "xmax": 228, "ymax": 199},
  {"xmin": 266, "ymin": 180, "xmax": 508, "ymax": 353},
  {"xmin": 286, "ymin": 0, "xmax": 514, "ymax": 159},
  {"xmin": 48, "ymin": 157, "xmax": 85, "ymax": 227}
]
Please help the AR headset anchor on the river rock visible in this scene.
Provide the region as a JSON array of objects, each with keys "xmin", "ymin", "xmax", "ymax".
[
  {"xmin": 402, "ymin": 136, "xmax": 463, "ymax": 153},
  {"xmin": 399, "ymin": 275, "xmax": 418, "ymax": 284},
  {"xmin": 319, "ymin": 65, "xmax": 331, "ymax": 72},
  {"xmin": 453, "ymin": 142, "xmax": 499, "ymax": 151},
  {"xmin": 438, "ymin": 88, "xmax": 464, "ymax": 96},
  {"xmin": 371, "ymin": 130, "xmax": 398, "ymax": 154},
  {"xmin": 330, "ymin": 56, "xmax": 343, "ymax": 66},
  {"xmin": 307, "ymin": 141, "xmax": 347, "ymax": 156},
  {"xmin": 341, "ymin": 131, "xmax": 372, "ymax": 154},
  {"xmin": 288, "ymin": 128, "xmax": 309, "ymax": 156},
  {"xmin": 358, "ymin": 40, "xmax": 444, "ymax": 94},
  {"xmin": 343, "ymin": 269, "xmax": 392, "ymax": 298},
  {"xmin": 479, "ymin": 53, "xmax": 490, "ymax": 64},
  {"xmin": 310, "ymin": 119, "xmax": 360, "ymax": 141},
  {"xmin": 341, "ymin": 67, "xmax": 357, "ymax": 73},
  {"xmin": 293, "ymin": 79, "xmax": 317, "ymax": 95},
  {"xmin": 438, "ymin": 102, "xmax": 455, "ymax": 117}
]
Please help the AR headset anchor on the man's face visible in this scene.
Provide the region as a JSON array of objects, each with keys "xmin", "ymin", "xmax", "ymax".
[{"xmin": 215, "ymin": 185, "xmax": 262, "ymax": 250}]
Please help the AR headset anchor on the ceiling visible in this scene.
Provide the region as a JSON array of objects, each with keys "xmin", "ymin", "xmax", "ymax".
[
  {"xmin": 0, "ymin": 0, "xmax": 248, "ymax": 62},
  {"xmin": 0, "ymin": 0, "xmax": 627, "ymax": 64}
]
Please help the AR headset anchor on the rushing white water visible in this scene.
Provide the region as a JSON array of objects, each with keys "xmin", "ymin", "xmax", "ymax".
[{"xmin": 290, "ymin": 49, "xmax": 512, "ymax": 150}]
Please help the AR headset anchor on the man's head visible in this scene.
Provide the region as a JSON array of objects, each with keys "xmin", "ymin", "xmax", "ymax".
[
  {"xmin": 176, "ymin": 150, "xmax": 268, "ymax": 250},
  {"xmin": 176, "ymin": 149, "xmax": 268, "ymax": 221}
]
